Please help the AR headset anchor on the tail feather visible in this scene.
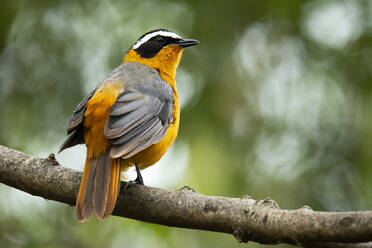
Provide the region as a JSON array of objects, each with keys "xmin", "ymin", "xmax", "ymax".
[
  {"xmin": 92, "ymin": 152, "xmax": 112, "ymax": 218},
  {"xmin": 76, "ymin": 157, "xmax": 95, "ymax": 221},
  {"xmin": 75, "ymin": 151, "xmax": 121, "ymax": 222},
  {"xmin": 101, "ymin": 159, "xmax": 121, "ymax": 218}
]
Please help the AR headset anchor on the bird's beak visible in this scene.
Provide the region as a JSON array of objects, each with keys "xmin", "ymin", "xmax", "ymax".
[{"xmin": 174, "ymin": 39, "xmax": 199, "ymax": 48}]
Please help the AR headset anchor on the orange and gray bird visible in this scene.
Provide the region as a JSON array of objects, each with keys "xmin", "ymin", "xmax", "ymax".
[{"xmin": 59, "ymin": 29, "xmax": 199, "ymax": 222}]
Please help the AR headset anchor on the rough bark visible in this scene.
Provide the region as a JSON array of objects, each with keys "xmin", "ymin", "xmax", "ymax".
[{"xmin": 0, "ymin": 145, "xmax": 372, "ymax": 247}]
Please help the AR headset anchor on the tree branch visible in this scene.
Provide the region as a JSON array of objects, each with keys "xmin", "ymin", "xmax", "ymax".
[{"xmin": 0, "ymin": 145, "xmax": 372, "ymax": 247}]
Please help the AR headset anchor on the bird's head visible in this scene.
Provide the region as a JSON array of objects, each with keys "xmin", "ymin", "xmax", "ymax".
[{"xmin": 123, "ymin": 29, "xmax": 199, "ymax": 82}]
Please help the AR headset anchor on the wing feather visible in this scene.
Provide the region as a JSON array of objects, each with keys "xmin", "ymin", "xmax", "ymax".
[
  {"xmin": 105, "ymin": 77, "xmax": 174, "ymax": 159},
  {"xmin": 116, "ymin": 91, "xmax": 143, "ymax": 102},
  {"xmin": 59, "ymin": 89, "xmax": 96, "ymax": 152},
  {"xmin": 110, "ymin": 120, "xmax": 164, "ymax": 158},
  {"xmin": 109, "ymin": 98, "xmax": 147, "ymax": 116},
  {"xmin": 66, "ymin": 90, "xmax": 96, "ymax": 134},
  {"xmin": 110, "ymin": 117, "xmax": 159, "ymax": 145},
  {"xmin": 104, "ymin": 108, "xmax": 152, "ymax": 139}
]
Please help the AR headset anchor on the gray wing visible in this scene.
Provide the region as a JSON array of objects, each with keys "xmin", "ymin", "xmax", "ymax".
[
  {"xmin": 104, "ymin": 80, "xmax": 174, "ymax": 159},
  {"xmin": 59, "ymin": 89, "xmax": 96, "ymax": 152}
]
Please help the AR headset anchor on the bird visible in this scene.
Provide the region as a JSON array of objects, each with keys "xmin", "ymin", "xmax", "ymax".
[{"xmin": 59, "ymin": 29, "xmax": 199, "ymax": 222}]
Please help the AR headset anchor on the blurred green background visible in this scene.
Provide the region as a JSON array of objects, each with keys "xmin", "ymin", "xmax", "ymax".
[{"xmin": 0, "ymin": 0, "xmax": 371, "ymax": 247}]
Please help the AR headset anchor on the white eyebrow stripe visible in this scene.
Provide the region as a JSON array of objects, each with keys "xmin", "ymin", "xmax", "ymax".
[{"xmin": 132, "ymin": 31, "xmax": 181, "ymax": 49}]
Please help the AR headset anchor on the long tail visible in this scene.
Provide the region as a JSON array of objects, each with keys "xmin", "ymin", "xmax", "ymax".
[{"xmin": 76, "ymin": 151, "xmax": 121, "ymax": 222}]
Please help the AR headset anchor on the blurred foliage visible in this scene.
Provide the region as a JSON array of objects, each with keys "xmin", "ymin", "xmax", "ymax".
[{"xmin": 1, "ymin": 0, "xmax": 371, "ymax": 247}]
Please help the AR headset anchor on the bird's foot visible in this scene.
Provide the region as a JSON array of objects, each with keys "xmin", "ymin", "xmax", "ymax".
[{"xmin": 124, "ymin": 165, "xmax": 144, "ymax": 191}]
